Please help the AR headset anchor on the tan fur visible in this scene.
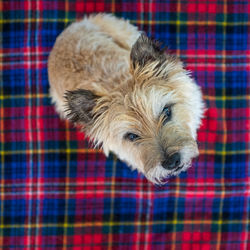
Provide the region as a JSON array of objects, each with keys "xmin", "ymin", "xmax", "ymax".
[{"xmin": 48, "ymin": 14, "xmax": 204, "ymax": 184}]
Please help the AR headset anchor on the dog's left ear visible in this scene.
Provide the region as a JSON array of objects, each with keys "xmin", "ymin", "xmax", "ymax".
[
  {"xmin": 130, "ymin": 34, "xmax": 166, "ymax": 70},
  {"xmin": 64, "ymin": 89, "xmax": 100, "ymax": 125}
]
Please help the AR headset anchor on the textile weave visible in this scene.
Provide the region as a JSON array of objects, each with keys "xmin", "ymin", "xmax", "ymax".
[{"xmin": 1, "ymin": 0, "xmax": 249, "ymax": 249}]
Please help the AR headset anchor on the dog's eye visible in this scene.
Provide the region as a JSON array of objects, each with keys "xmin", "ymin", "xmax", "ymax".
[
  {"xmin": 124, "ymin": 133, "xmax": 140, "ymax": 142},
  {"xmin": 162, "ymin": 106, "xmax": 171, "ymax": 124}
]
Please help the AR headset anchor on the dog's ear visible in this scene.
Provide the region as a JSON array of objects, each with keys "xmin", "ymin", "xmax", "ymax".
[
  {"xmin": 130, "ymin": 34, "xmax": 166, "ymax": 70},
  {"xmin": 64, "ymin": 89, "xmax": 100, "ymax": 124},
  {"xmin": 130, "ymin": 35, "xmax": 181, "ymax": 81}
]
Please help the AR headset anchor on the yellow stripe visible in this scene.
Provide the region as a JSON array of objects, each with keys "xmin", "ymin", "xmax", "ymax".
[
  {"xmin": 0, "ymin": 220, "xmax": 248, "ymax": 229},
  {"xmin": 203, "ymin": 95, "xmax": 250, "ymax": 101},
  {"xmin": 0, "ymin": 148, "xmax": 102, "ymax": 155},
  {"xmin": 216, "ymin": 2, "xmax": 228, "ymax": 249},
  {"xmin": 199, "ymin": 150, "xmax": 249, "ymax": 155},
  {"xmin": 0, "ymin": 94, "xmax": 49, "ymax": 99},
  {"xmin": 0, "ymin": 18, "xmax": 248, "ymax": 26}
]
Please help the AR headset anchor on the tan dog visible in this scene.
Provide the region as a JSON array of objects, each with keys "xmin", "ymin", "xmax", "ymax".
[{"xmin": 48, "ymin": 14, "xmax": 204, "ymax": 184}]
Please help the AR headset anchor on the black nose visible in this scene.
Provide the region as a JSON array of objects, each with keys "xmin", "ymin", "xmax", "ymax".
[{"xmin": 162, "ymin": 153, "xmax": 181, "ymax": 170}]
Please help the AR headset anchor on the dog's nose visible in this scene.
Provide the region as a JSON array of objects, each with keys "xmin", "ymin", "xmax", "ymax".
[{"xmin": 162, "ymin": 153, "xmax": 181, "ymax": 170}]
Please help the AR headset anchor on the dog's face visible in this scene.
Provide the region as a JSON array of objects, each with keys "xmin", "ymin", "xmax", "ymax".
[{"xmin": 65, "ymin": 35, "xmax": 204, "ymax": 184}]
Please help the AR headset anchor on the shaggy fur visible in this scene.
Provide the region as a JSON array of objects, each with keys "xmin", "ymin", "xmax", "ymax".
[{"xmin": 48, "ymin": 14, "xmax": 204, "ymax": 184}]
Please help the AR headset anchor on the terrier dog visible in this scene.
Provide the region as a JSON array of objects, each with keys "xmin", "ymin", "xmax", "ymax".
[{"xmin": 48, "ymin": 14, "xmax": 204, "ymax": 184}]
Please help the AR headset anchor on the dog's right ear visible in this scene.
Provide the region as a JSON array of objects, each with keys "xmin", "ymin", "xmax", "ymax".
[
  {"xmin": 130, "ymin": 35, "xmax": 181, "ymax": 82},
  {"xmin": 130, "ymin": 34, "xmax": 166, "ymax": 70},
  {"xmin": 64, "ymin": 89, "xmax": 100, "ymax": 124}
]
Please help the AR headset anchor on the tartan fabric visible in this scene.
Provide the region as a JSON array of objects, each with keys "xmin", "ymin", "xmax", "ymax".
[{"xmin": 1, "ymin": 0, "xmax": 249, "ymax": 249}]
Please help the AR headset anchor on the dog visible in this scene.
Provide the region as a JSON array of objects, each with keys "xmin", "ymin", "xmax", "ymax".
[{"xmin": 48, "ymin": 14, "xmax": 204, "ymax": 184}]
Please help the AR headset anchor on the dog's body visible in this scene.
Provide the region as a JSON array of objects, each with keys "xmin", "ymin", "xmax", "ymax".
[
  {"xmin": 48, "ymin": 14, "xmax": 140, "ymax": 115},
  {"xmin": 48, "ymin": 14, "xmax": 204, "ymax": 184}
]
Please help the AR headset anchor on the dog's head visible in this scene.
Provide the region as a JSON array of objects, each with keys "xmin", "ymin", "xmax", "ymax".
[{"xmin": 65, "ymin": 35, "xmax": 204, "ymax": 184}]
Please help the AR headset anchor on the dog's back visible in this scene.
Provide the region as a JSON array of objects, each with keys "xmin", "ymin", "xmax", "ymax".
[{"xmin": 48, "ymin": 14, "xmax": 140, "ymax": 116}]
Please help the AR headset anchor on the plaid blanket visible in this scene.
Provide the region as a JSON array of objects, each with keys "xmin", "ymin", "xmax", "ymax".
[{"xmin": 1, "ymin": 0, "xmax": 249, "ymax": 249}]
